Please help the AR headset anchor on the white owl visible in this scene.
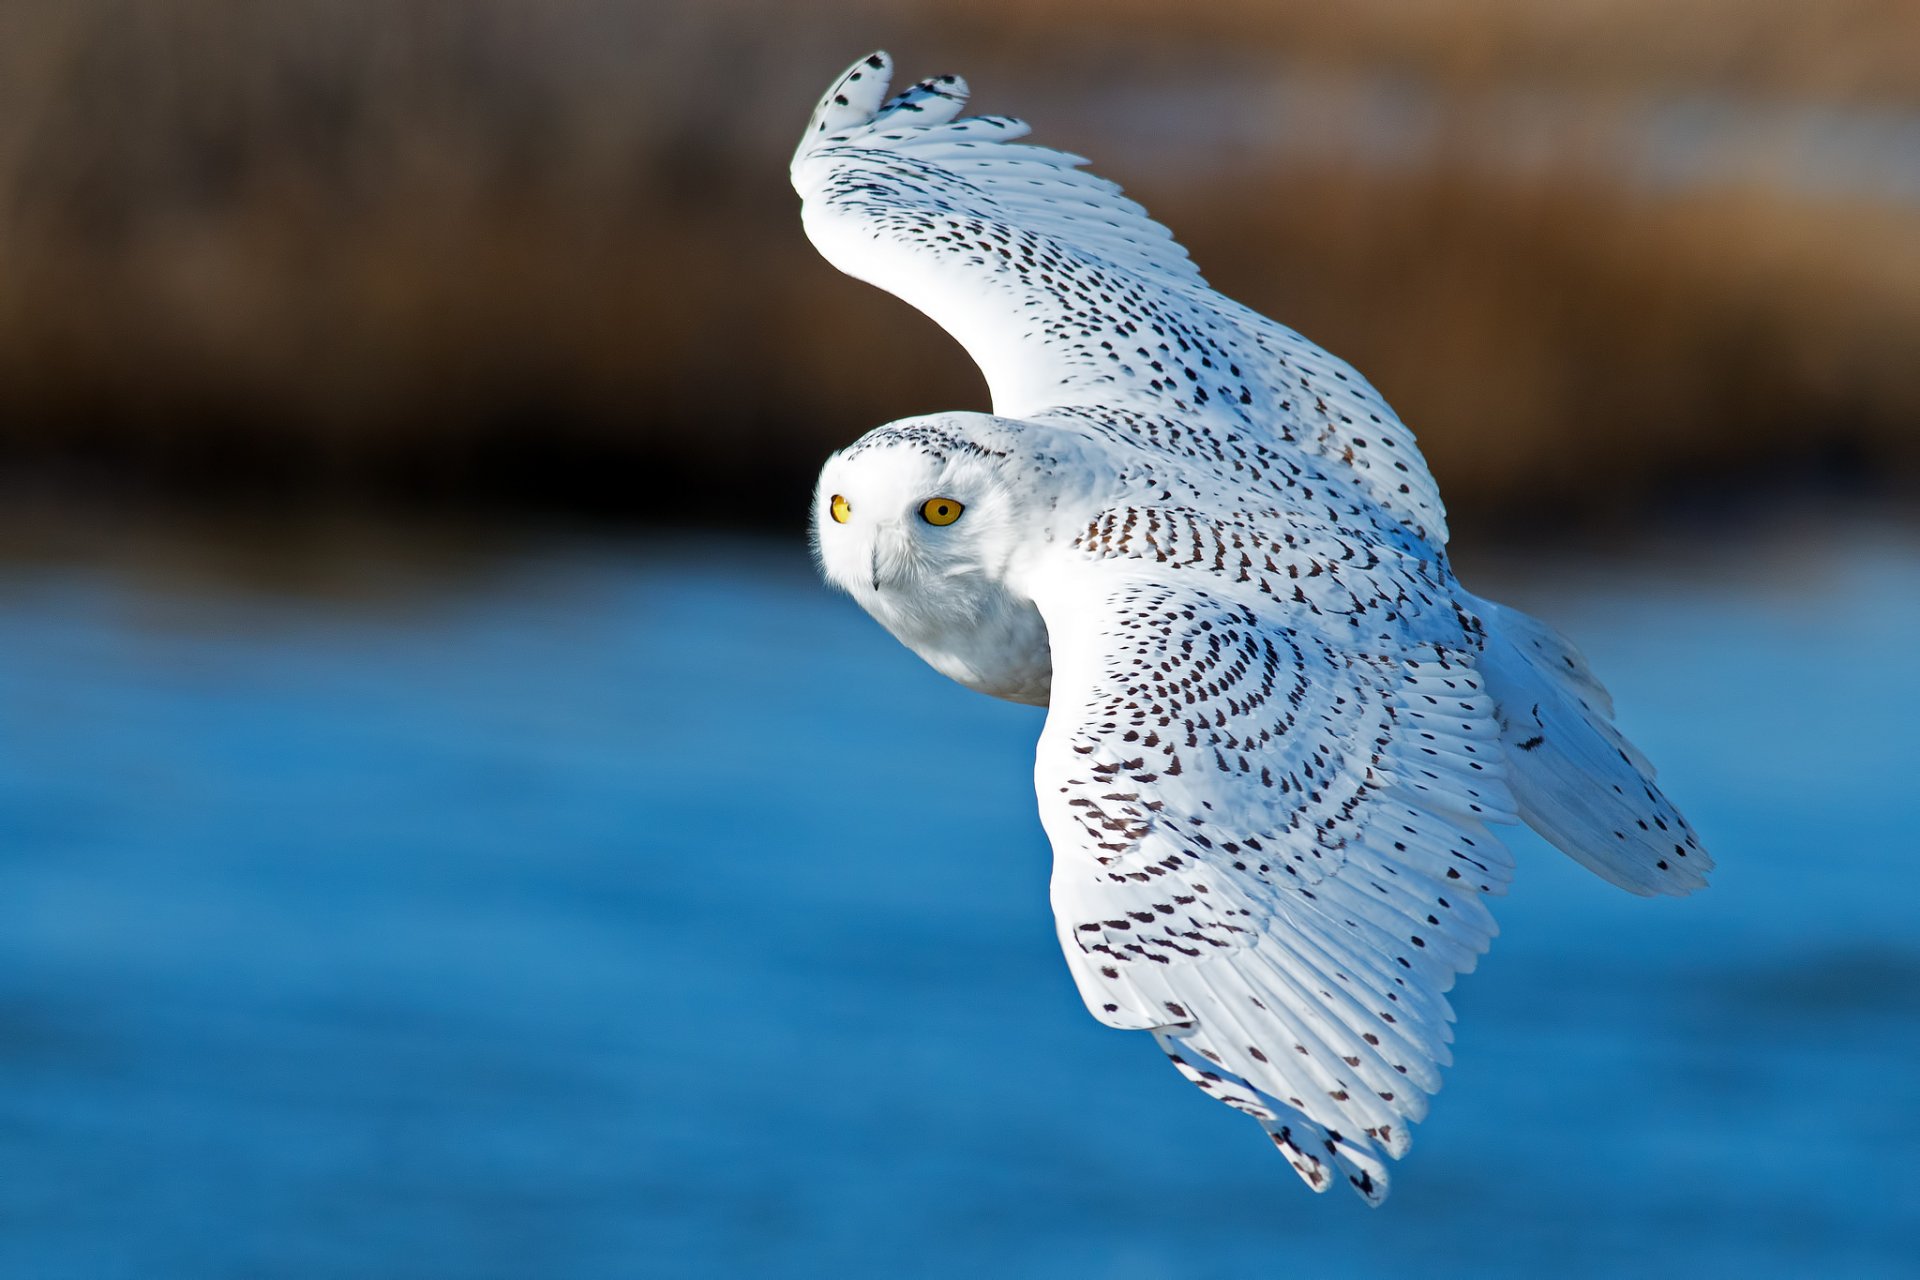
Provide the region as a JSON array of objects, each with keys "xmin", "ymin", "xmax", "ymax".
[{"xmin": 796, "ymin": 53, "xmax": 1710, "ymax": 1204}]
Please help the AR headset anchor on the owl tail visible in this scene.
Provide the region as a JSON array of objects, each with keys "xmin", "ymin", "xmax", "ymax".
[{"xmin": 1470, "ymin": 595, "xmax": 1713, "ymax": 897}]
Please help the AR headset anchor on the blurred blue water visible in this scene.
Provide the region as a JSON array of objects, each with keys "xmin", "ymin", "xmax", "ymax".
[{"xmin": 0, "ymin": 522, "xmax": 1916, "ymax": 1279}]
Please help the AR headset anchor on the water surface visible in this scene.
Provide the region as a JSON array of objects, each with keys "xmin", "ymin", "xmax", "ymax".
[{"xmin": 0, "ymin": 519, "xmax": 1915, "ymax": 1278}]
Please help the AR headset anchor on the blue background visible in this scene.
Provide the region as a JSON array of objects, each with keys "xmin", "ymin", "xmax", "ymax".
[{"xmin": 1, "ymin": 518, "xmax": 1914, "ymax": 1277}]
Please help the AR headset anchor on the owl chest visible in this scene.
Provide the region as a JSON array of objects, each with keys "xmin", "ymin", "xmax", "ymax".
[{"xmin": 873, "ymin": 579, "xmax": 1054, "ymax": 707}]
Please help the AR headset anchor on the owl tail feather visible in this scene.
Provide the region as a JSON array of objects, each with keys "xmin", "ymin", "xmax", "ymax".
[{"xmin": 1470, "ymin": 595, "xmax": 1712, "ymax": 897}]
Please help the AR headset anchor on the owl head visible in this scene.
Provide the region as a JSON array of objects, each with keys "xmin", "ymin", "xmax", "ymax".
[
  {"xmin": 811, "ymin": 413, "xmax": 1025, "ymax": 601},
  {"xmin": 811, "ymin": 412, "xmax": 1056, "ymax": 703}
]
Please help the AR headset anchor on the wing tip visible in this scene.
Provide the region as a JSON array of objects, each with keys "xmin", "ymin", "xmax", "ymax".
[
  {"xmin": 797, "ymin": 52, "xmax": 989, "ymax": 177},
  {"xmin": 799, "ymin": 51, "xmax": 895, "ymax": 149},
  {"xmin": 884, "ymin": 71, "xmax": 971, "ymax": 117},
  {"xmin": 1266, "ymin": 1122, "xmax": 1393, "ymax": 1206}
]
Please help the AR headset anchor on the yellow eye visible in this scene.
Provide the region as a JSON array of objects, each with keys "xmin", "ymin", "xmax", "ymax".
[
  {"xmin": 829, "ymin": 494, "xmax": 851, "ymax": 524},
  {"xmin": 920, "ymin": 497, "xmax": 965, "ymax": 526}
]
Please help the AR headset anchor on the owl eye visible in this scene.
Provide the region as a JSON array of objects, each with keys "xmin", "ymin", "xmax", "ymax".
[
  {"xmin": 829, "ymin": 494, "xmax": 851, "ymax": 524},
  {"xmin": 920, "ymin": 497, "xmax": 965, "ymax": 526}
]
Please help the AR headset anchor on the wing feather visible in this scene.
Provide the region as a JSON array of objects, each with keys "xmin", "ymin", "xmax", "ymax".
[
  {"xmin": 792, "ymin": 52, "xmax": 1449, "ymax": 543},
  {"xmin": 1026, "ymin": 525, "xmax": 1518, "ymax": 1200}
]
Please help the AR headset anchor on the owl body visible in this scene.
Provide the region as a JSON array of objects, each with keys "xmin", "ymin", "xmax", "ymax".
[{"xmin": 796, "ymin": 53, "xmax": 1711, "ymax": 1203}]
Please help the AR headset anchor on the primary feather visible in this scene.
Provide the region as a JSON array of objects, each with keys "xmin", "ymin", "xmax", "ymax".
[{"xmin": 798, "ymin": 52, "xmax": 1712, "ymax": 1204}]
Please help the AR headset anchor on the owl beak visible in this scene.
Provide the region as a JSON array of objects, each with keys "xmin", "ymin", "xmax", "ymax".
[{"xmin": 867, "ymin": 522, "xmax": 914, "ymax": 591}]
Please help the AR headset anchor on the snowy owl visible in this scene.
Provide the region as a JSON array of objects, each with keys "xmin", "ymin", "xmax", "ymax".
[{"xmin": 796, "ymin": 52, "xmax": 1710, "ymax": 1204}]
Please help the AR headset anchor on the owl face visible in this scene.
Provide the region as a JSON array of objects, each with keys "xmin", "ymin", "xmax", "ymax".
[
  {"xmin": 813, "ymin": 427, "xmax": 994, "ymax": 601},
  {"xmin": 811, "ymin": 416, "xmax": 1055, "ymax": 704}
]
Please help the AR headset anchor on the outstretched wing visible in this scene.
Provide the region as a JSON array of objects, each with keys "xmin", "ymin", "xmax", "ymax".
[
  {"xmin": 791, "ymin": 52, "xmax": 1449, "ymax": 545},
  {"xmin": 1025, "ymin": 515, "xmax": 1517, "ymax": 1202}
]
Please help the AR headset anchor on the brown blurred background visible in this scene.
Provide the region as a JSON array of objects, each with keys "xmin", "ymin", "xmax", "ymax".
[{"xmin": 1, "ymin": 0, "xmax": 1915, "ymax": 539}]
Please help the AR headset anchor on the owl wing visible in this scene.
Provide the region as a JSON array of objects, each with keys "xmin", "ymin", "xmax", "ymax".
[
  {"xmin": 791, "ymin": 52, "xmax": 1449, "ymax": 545},
  {"xmin": 1023, "ymin": 508, "xmax": 1518, "ymax": 1203}
]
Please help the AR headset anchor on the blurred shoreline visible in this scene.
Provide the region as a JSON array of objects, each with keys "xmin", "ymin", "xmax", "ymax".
[
  {"xmin": 1, "ymin": 482, "xmax": 1912, "ymax": 611},
  {"xmin": 0, "ymin": 1, "xmax": 1915, "ymax": 537}
]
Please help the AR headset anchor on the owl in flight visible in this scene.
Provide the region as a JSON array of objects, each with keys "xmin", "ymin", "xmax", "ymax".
[{"xmin": 795, "ymin": 53, "xmax": 1710, "ymax": 1204}]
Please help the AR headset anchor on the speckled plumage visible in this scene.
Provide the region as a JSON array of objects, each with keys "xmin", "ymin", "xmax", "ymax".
[{"xmin": 797, "ymin": 52, "xmax": 1711, "ymax": 1204}]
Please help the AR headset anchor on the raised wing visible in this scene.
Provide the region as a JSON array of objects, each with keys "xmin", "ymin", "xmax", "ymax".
[
  {"xmin": 1025, "ymin": 514, "xmax": 1517, "ymax": 1202},
  {"xmin": 792, "ymin": 52, "xmax": 1449, "ymax": 545}
]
